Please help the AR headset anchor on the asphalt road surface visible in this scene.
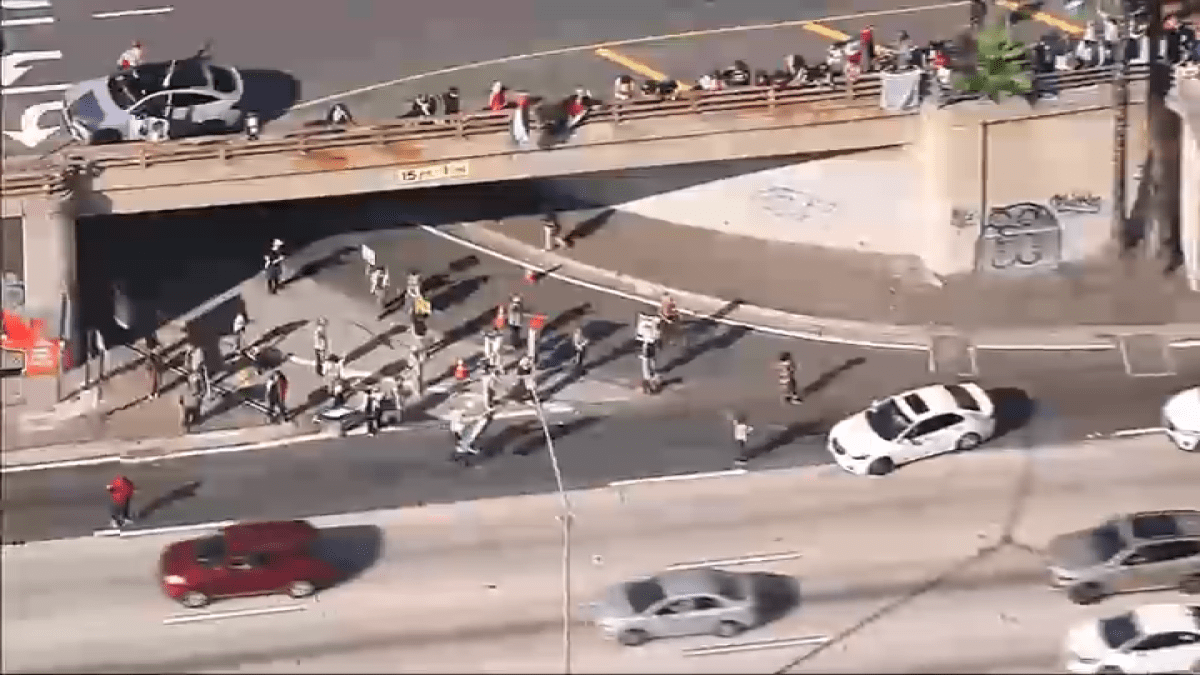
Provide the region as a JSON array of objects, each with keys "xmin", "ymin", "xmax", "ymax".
[
  {"xmin": 4, "ymin": 174, "xmax": 1197, "ymax": 544},
  {"xmin": 3, "ymin": 436, "xmax": 1197, "ymax": 673},
  {"xmin": 3, "ymin": 0, "xmax": 974, "ymax": 153}
]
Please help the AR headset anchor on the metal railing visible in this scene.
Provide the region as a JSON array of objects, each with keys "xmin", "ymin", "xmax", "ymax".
[{"xmin": 0, "ymin": 64, "xmax": 1148, "ymax": 197}]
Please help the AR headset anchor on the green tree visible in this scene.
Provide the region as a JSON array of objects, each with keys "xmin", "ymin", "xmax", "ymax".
[{"xmin": 955, "ymin": 25, "xmax": 1033, "ymax": 102}]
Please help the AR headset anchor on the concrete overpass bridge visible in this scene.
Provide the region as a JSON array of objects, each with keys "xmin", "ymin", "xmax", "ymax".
[{"xmin": 0, "ymin": 65, "xmax": 1180, "ymax": 363}]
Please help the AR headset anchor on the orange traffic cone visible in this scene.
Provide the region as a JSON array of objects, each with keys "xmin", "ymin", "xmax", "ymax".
[
  {"xmin": 454, "ymin": 358, "xmax": 469, "ymax": 381},
  {"xmin": 524, "ymin": 267, "xmax": 539, "ymax": 284}
]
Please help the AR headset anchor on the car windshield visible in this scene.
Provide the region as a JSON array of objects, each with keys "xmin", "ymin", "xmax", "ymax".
[
  {"xmin": 68, "ymin": 92, "xmax": 105, "ymax": 126},
  {"xmin": 106, "ymin": 75, "xmax": 138, "ymax": 109},
  {"xmin": 626, "ymin": 579, "xmax": 666, "ymax": 614},
  {"xmin": 1099, "ymin": 612, "xmax": 1141, "ymax": 649},
  {"xmin": 1091, "ymin": 524, "xmax": 1127, "ymax": 562},
  {"xmin": 865, "ymin": 399, "xmax": 913, "ymax": 441},
  {"xmin": 713, "ymin": 572, "xmax": 745, "ymax": 601}
]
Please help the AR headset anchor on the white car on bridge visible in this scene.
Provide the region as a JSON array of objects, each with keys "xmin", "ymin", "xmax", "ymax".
[
  {"xmin": 1163, "ymin": 387, "xmax": 1200, "ymax": 452},
  {"xmin": 1064, "ymin": 603, "xmax": 1200, "ymax": 674},
  {"xmin": 826, "ymin": 382, "xmax": 996, "ymax": 476}
]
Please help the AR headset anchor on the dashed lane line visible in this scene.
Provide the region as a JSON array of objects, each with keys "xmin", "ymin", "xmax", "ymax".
[
  {"xmin": 995, "ymin": 0, "xmax": 1085, "ymax": 36},
  {"xmin": 594, "ymin": 47, "xmax": 671, "ymax": 81}
]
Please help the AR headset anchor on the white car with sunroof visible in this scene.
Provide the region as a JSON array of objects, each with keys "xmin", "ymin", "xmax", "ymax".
[
  {"xmin": 827, "ymin": 383, "xmax": 996, "ymax": 476},
  {"xmin": 1064, "ymin": 603, "xmax": 1200, "ymax": 674}
]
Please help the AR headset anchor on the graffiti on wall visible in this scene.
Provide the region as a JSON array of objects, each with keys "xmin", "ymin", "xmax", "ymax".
[
  {"xmin": 1048, "ymin": 191, "xmax": 1102, "ymax": 215},
  {"xmin": 951, "ymin": 208, "xmax": 979, "ymax": 229},
  {"xmin": 979, "ymin": 202, "xmax": 1064, "ymax": 271},
  {"xmin": 755, "ymin": 185, "xmax": 838, "ymax": 223}
]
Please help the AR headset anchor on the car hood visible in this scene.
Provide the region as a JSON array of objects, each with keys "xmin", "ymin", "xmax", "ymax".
[
  {"xmin": 830, "ymin": 413, "xmax": 892, "ymax": 457},
  {"xmin": 1065, "ymin": 620, "xmax": 1111, "ymax": 662},
  {"xmin": 1046, "ymin": 530, "xmax": 1104, "ymax": 573},
  {"xmin": 1164, "ymin": 387, "xmax": 1200, "ymax": 432},
  {"xmin": 159, "ymin": 540, "xmax": 197, "ymax": 576}
]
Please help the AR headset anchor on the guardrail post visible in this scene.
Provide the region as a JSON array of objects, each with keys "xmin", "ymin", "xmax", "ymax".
[
  {"xmin": 612, "ymin": 103, "xmax": 621, "ymax": 125},
  {"xmin": 138, "ymin": 148, "xmax": 147, "ymax": 169},
  {"xmin": 767, "ymin": 87, "xmax": 777, "ymax": 112},
  {"xmin": 218, "ymin": 145, "xmax": 227, "ymax": 162},
  {"xmin": 455, "ymin": 114, "xmax": 466, "ymax": 139}
]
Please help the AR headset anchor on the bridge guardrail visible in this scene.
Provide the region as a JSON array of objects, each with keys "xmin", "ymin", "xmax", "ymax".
[{"xmin": 0, "ymin": 64, "xmax": 1148, "ymax": 197}]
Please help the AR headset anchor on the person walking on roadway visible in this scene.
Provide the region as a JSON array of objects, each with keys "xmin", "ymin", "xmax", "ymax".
[
  {"xmin": 404, "ymin": 270, "xmax": 423, "ymax": 312},
  {"xmin": 106, "ymin": 475, "xmax": 136, "ymax": 529},
  {"xmin": 506, "ymin": 295, "xmax": 525, "ymax": 350},
  {"xmin": 483, "ymin": 330, "xmax": 503, "ymax": 373},
  {"xmin": 232, "ymin": 310, "xmax": 248, "ymax": 354},
  {"xmin": 571, "ymin": 326, "xmax": 589, "ymax": 375},
  {"xmin": 313, "ymin": 318, "xmax": 329, "ymax": 377},
  {"xmin": 369, "ymin": 265, "xmax": 390, "ymax": 307},
  {"xmin": 776, "ymin": 351, "xmax": 800, "ymax": 405},
  {"xmin": 264, "ymin": 239, "xmax": 285, "ymax": 295},
  {"xmin": 363, "ymin": 385, "xmax": 382, "ymax": 436},
  {"xmin": 117, "ymin": 41, "xmax": 144, "ymax": 70},
  {"xmin": 731, "ymin": 414, "xmax": 754, "ymax": 466}
]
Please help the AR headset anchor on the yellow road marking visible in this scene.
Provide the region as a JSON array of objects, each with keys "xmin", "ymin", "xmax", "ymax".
[
  {"xmin": 995, "ymin": 0, "xmax": 1085, "ymax": 35},
  {"xmin": 803, "ymin": 22, "xmax": 851, "ymax": 41},
  {"xmin": 594, "ymin": 47, "xmax": 694, "ymax": 91}
]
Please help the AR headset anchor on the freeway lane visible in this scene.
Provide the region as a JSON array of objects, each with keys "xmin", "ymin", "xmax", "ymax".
[{"xmin": 3, "ymin": 436, "xmax": 1197, "ymax": 673}]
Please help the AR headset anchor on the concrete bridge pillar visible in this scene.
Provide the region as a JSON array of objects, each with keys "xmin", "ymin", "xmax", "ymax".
[
  {"xmin": 18, "ymin": 193, "xmax": 80, "ymax": 368},
  {"xmin": 914, "ymin": 103, "xmax": 986, "ymax": 277},
  {"xmin": 1172, "ymin": 80, "xmax": 1200, "ymax": 290}
]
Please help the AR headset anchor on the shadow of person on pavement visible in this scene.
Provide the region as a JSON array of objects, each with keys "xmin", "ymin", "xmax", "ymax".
[
  {"xmin": 343, "ymin": 323, "xmax": 408, "ymax": 367},
  {"xmin": 564, "ymin": 208, "xmax": 616, "ymax": 245},
  {"xmin": 289, "ymin": 245, "xmax": 357, "ymax": 284},
  {"xmin": 739, "ymin": 419, "xmax": 826, "ymax": 463},
  {"xmin": 136, "ymin": 480, "xmax": 202, "ymax": 520},
  {"xmin": 513, "ymin": 415, "xmax": 604, "ymax": 456},
  {"xmin": 429, "ymin": 274, "xmax": 490, "ymax": 313},
  {"xmin": 800, "ymin": 357, "xmax": 867, "ymax": 399},
  {"xmin": 433, "ymin": 306, "xmax": 496, "ymax": 355},
  {"xmin": 543, "ymin": 303, "xmax": 592, "ymax": 334},
  {"xmin": 661, "ymin": 326, "xmax": 750, "ymax": 375}
]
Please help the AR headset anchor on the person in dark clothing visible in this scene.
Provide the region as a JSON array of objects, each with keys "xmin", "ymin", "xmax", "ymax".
[
  {"xmin": 776, "ymin": 352, "xmax": 800, "ymax": 404},
  {"xmin": 264, "ymin": 239, "xmax": 285, "ymax": 294},
  {"xmin": 364, "ymin": 386, "xmax": 381, "ymax": 436},
  {"xmin": 107, "ymin": 475, "xmax": 135, "ymax": 528},
  {"xmin": 442, "ymin": 87, "xmax": 461, "ymax": 115}
]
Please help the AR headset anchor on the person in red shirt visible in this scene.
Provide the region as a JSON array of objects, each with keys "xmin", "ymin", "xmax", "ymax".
[
  {"xmin": 859, "ymin": 26, "xmax": 875, "ymax": 71},
  {"xmin": 106, "ymin": 475, "xmax": 135, "ymax": 528},
  {"xmin": 488, "ymin": 81, "xmax": 508, "ymax": 111}
]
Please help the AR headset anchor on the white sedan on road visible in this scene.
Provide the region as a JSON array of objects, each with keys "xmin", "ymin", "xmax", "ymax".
[
  {"xmin": 826, "ymin": 382, "xmax": 996, "ymax": 476},
  {"xmin": 1064, "ymin": 604, "xmax": 1200, "ymax": 674},
  {"xmin": 1163, "ymin": 387, "xmax": 1200, "ymax": 452}
]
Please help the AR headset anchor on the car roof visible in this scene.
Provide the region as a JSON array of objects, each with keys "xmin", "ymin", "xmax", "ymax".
[
  {"xmin": 222, "ymin": 520, "xmax": 317, "ymax": 553},
  {"xmin": 892, "ymin": 385, "xmax": 963, "ymax": 418},
  {"xmin": 1131, "ymin": 604, "xmax": 1200, "ymax": 634},
  {"xmin": 1127, "ymin": 510, "xmax": 1200, "ymax": 540},
  {"xmin": 654, "ymin": 568, "xmax": 727, "ymax": 598}
]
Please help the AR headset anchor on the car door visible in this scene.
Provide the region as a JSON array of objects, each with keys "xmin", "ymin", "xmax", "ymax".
[
  {"xmin": 221, "ymin": 553, "xmax": 271, "ymax": 596},
  {"xmin": 1118, "ymin": 541, "xmax": 1200, "ymax": 591},
  {"xmin": 1125, "ymin": 632, "xmax": 1199, "ymax": 673},
  {"xmin": 128, "ymin": 92, "xmax": 172, "ymax": 137},
  {"xmin": 896, "ymin": 414, "xmax": 964, "ymax": 461},
  {"xmin": 686, "ymin": 595, "xmax": 730, "ymax": 635},
  {"xmin": 170, "ymin": 91, "xmax": 226, "ymax": 130},
  {"xmin": 645, "ymin": 597, "xmax": 699, "ymax": 638}
]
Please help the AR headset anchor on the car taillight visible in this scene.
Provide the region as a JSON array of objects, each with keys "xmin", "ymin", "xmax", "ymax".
[{"xmin": 163, "ymin": 575, "xmax": 187, "ymax": 585}]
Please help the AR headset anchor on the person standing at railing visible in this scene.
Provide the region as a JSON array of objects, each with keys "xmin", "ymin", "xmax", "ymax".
[
  {"xmin": 488, "ymin": 81, "xmax": 508, "ymax": 111},
  {"xmin": 117, "ymin": 41, "xmax": 144, "ymax": 70},
  {"xmin": 614, "ymin": 75, "xmax": 635, "ymax": 100},
  {"xmin": 441, "ymin": 87, "xmax": 461, "ymax": 115}
]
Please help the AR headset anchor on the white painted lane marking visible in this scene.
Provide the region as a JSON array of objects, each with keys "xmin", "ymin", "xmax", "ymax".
[
  {"xmin": 1, "ymin": 0, "xmax": 52, "ymax": 9},
  {"xmin": 91, "ymin": 6, "xmax": 174, "ymax": 19},
  {"xmin": 2, "ymin": 51, "xmax": 63, "ymax": 87},
  {"xmin": 293, "ymin": 1, "xmax": 970, "ymax": 109},
  {"xmin": 112, "ymin": 520, "xmax": 236, "ymax": 538},
  {"xmin": 609, "ymin": 468, "xmax": 746, "ymax": 488},
  {"xmin": 163, "ymin": 604, "xmax": 306, "ymax": 625},
  {"xmin": 0, "ymin": 16, "xmax": 53, "ymax": 26},
  {"xmin": 1, "ymin": 83, "xmax": 70, "ymax": 95},
  {"xmin": 666, "ymin": 551, "xmax": 804, "ymax": 570},
  {"xmin": 1111, "ymin": 427, "xmax": 1165, "ymax": 438},
  {"xmin": 683, "ymin": 634, "xmax": 830, "ymax": 657}
]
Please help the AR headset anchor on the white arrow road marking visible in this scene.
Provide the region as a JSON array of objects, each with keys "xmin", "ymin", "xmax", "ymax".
[
  {"xmin": 1, "ymin": 51, "xmax": 63, "ymax": 88},
  {"xmin": 3, "ymin": 100, "xmax": 64, "ymax": 148},
  {"xmin": 1, "ymin": 0, "xmax": 52, "ymax": 8},
  {"xmin": 2, "ymin": 83, "xmax": 70, "ymax": 95}
]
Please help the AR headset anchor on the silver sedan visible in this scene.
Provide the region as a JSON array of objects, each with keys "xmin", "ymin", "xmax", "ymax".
[
  {"xmin": 63, "ymin": 57, "xmax": 243, "ymax": 144},
  {"xmin": 585, "ymin": 568, "xmax": 761, "ymax": 646}
]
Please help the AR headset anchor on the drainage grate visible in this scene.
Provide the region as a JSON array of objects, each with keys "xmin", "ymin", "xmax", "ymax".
[
  {"xmin": 928, "ymin": 334, "xmax": 978, "ymax": 376},
  {"xmin": 1117, "ymin": 334, "xmax": 1175, "ymax": 377}
]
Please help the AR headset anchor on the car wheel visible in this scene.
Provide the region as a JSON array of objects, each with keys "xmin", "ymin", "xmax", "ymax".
[
  {"xmin": 1180, "ymin": 574, "xmax": 1200, "ymax": 594},
  {"xmin": 618, "ymin": 629, "xmax": 650, "ymax": 647},
  {"xmin": 867, "ymin": 457, "xmax": 895, "ymax": 476},
  {"xmin": 288, "ymin": 580, "xmax": 316, "ymax": 598},
  {"xmin": 1067, "ymin": 582, "xmax": 1106, "ymax": 605},
  {"xmin": 955, "ymin": 432, "xmax": 983, "ymax": 452},
  {"xmin": 180, "ymin": 591, "xmax": 209, "ymax": 608},
  {"xmin": 1097, "ymin": 666, "xmax": 1124, "ymax": 674},
  {"xmin": 714, "ymin": 620, "xmax": 746, "ymax": 638}
]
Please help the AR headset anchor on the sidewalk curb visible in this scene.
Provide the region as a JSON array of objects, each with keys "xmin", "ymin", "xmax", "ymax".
[
  {"xmin": 0, "ymin": 425, "xmax": 330, "ymax": 474},
  {"xmin": 419, "ymin": 223, "xmax": 1200, "ymax": 352}
]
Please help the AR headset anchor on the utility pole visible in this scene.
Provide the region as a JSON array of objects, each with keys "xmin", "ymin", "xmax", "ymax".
[{"xmin": 1113, "ymin": 0, "xmax": 1131, "ymax": 248}]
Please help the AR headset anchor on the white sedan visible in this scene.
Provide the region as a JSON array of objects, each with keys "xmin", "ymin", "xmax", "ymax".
[
  {"xmin": 1163, "ymin": 387, "xmax": 1200, "ymax": 452},
  {"xmin": 826, "ymin": 382, "xmax": 996, "ymax": 476},
  {"xmin": 1064, "ymin": 604, "xmax": 1200, "ymax": 674}
]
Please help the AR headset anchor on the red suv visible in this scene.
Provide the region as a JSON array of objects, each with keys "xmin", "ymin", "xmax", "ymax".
[{"xmin": 159, "ymin": 520, "xmax": 342, "ymax": 608}]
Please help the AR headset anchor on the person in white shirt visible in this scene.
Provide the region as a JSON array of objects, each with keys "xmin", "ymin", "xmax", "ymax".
[{"xmin": 118, "ymin": 41, "xmax": 144, "ymax": 70}]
